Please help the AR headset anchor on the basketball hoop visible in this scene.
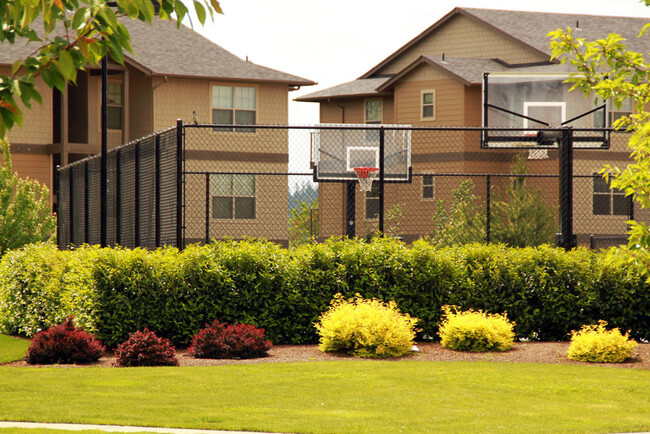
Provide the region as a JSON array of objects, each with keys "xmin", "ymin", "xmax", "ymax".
[{"xmin": 353, "ymin": 167, "xmax": 379, "ymax": 192}]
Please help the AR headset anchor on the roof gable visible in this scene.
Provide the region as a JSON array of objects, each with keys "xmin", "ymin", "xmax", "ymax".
[{"xmin": 361, "ymin": 7, "xmax": 650, "ymax": 80}]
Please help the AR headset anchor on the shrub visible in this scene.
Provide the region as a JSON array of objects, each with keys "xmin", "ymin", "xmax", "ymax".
[
  {"xmin": 567, "ymin": 321, "xmax": 638, "ymax": 363},
  {"xmin": 113, "ymin": 329, "xmax": 179, "ymax": 367},
  {"xmin": 0, "ymin": 243, "xmax": 69, "ymax": 336},
  {"xmin": 315, "ymin": 293, "xmax": 419, "ymax": 358},
  {"xmin": 438, "ymin": 305, "xmax": 515, "ymax": 352},
  {"xmin": 27, "ymin": 317, "xmax": 105, "ymax": 364},
  {"xmin": 187, "ymin": 320, "xmax": 272, "ymax": 359}
]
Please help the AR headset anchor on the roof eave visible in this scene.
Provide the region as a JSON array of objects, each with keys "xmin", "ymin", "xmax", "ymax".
[
  {"xmin": 149, "ymin": 71, "xmax": 315, "ymax": 87},
  {"xmin": 296, "ymin": 91, "xmax": 392, "ymax": 103},
  {"xmin": 376, "ymin": 56, "xmax": 472, "ymax": 92}
]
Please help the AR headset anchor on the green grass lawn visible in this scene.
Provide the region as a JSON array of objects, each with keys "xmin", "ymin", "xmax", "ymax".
[
  {"xmin": 0, "ymin": 335, "xmax": 29, "ymax": 364},
  {"xmin": 1, "ymin": 361, "xmax": 649, "ymax": 433}
]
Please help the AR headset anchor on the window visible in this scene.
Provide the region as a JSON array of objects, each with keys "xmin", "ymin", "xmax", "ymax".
[
  {"xmin": 211, "ymin": 174, "xmax": 256, "ymax": 219},
  {"xmin": 422, "ymin": 174, "xmax": 434, "ymax": 200},
  {"xmin": 365, "ymin": 98, "xmax": 382, "ymax": 142},
  {"xmin": 365, "ymin": 181, "xmax": 379, "ymax": 220},
  {"xmin": 212, "ymin": 85, "xmax": 256, "ymax": 132},
  {"xmin": 421, "ymin": 90, "xmax": 435, "ymax": 120},
  {"xmin": 593, "ymin": 174, "xmax": 629, "ymax": 216},
  {"xmin": 593, "ymin": 98, "xmax": 633, "ymax": 127},
  {"xmin": 107, "ymin": 81, "xmax": 122, "ymax": 130}
]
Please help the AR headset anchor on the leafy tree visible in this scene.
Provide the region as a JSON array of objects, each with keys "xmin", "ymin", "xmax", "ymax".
[
  {"xmin": 0, "ymin": 0, "xmax": 221, "ymax": 137},
  {"xmin": 491, "ymin": 155, "xmax": 556, "ymax": 247},
  {"xmin": 0, "ymin": 138, "xmax": 56, "ymax": 255},
  {"xmin": 0, "ymin": 0, "xmax": 220, "ymax": 253},
  {"xmin": 430, "ymin": 179, "xmax": 486, "ymax": 246},
  {"xmin": 288, "ymin": 198, "xmax": 318, "ymax": 247},
  {"xmin": 549, "ymin": 8, "xmax": 650, "ymax": 276},
  {"xmin": 430, "ymin": 157, "xmax": 556, "ymax": 247}
]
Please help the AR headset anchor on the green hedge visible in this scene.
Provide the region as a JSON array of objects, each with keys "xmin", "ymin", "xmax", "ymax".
[{"xmin": 1, "ymin": 239, "xmax": 648, "ymax": 346}]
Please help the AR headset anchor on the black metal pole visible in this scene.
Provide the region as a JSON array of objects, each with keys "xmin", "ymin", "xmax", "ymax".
[
  {"xmin": 56, "ymin": 165, "xmax": 62, "ymax": 249},
  {"xmin": 115, "ymin": 149, "xmax": 121, "ymax": 246},
  {"xmin": 205, "ymin": 172, "xmax": 210, "ymax": 244},
  {"xmin": 100, "ymin": 53, "xmax": 108, "ymax": 247},
  {"xmin": 486, "ymin": 174, "xmax": 491, "ymax": 243},
  {"xmin": 176, "ymin": 119, "xmax": 184, "ymax": 249},
  {"xmin": 134, "ymin": 142, "xmax": 140, "ymax": 246},
  {"xmin": 378, "ymin": 127, "xmax": 385, "ymax": 235},
  {"xmin": 558, "ymin": 127, "xmax": 577, "ymax": 250},
  {"xmin": 346, "ymin": 181, "xmax": 355, "ymax": 238},
  {"xmin": 155, "ymin": 135, "xmax": 161, "ymax": 248},
  {"xmin": 84, "ymin": 162, "xmax": 89, "ymax": 244}
]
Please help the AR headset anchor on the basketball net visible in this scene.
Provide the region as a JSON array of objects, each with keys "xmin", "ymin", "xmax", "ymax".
[{"xmin": 353, "ymin": 167, "xmax": 379, "ymax": 192}]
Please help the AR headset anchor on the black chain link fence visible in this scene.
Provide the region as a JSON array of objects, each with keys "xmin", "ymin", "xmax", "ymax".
[{"xmin": 57, "ymin": 124, "xmax": 639, "ymax": 250}]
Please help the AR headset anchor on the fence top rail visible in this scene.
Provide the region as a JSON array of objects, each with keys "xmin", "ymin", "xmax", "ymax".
[
  {"xmin": 183, "ymin": 123, "xmax": 621, "ymax": 133},
  {"xmin": 57, "ymin": 126, "xmax": 177, "ymax": 172}
]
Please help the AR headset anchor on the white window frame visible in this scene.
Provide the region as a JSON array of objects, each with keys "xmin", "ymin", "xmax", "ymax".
[
  {"xmin": 365, "ymin": 181, "xmax": 379, "ymax": 221},
  {"xmin": 592, "ymin": 174, "xmax": 629, "ymax": 217},
  {"xmin": 421, "ymin": 173, "xmax": 435, "ymax": 201},
  {"xmin": 211, "ymin": 85, "xmax": 258, "ymax": 133},
  {"xmin": 210, "ymin": 174, "xmax": 257, "ymax": 220},
  {"xmin": 105, "ymin": 79, "xmax": 123, "ymax": 131},
  {"xmin": 421, "ymin": 89, "xmax": 436, "ymax": 121}
]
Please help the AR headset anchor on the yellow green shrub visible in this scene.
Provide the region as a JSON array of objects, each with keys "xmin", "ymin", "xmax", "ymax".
[
  {"xmin": 438, "ymin": 305, "xmax": 515, "ymax": 352},
  {"xmin": 567, "ymin": 321, "xmax": 638, "ymax": 363},
  {"xmin": 315, "ymin": 293, "xmax": 419, "ymax": 358}
]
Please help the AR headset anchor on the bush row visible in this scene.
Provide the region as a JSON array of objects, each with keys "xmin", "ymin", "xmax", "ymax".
[{"xmin": 1, "ymin": 239, "xmax": 649, "ymax": 346}]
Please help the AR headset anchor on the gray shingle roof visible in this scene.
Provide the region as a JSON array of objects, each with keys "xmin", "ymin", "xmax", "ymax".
[
  {"xmin": 463, "ymin": 8, "xmax": 650, "ymax": 57},
  {"xmin": 0, "ymin": 17, "xmax": 314, "ymax": 86},
  {"xmin": 295, "ymin": 77, "xmax": 391, "ymax": 101},
  {"xmin": 299, "ymin": 7, "xmax": 650, "ymax": 101}
]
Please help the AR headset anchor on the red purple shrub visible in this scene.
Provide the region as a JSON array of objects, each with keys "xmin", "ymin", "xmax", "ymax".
[
  {"xmin": 113, "ymin": 329, "xmax": 179, "ymax": 367},
  {"xmin": 188, "ymin": 320, "xmax": 272, "ymax": 359},
  {"xmin": 27, "ymin": 317, "xmax": 106, "ymax": 364}
]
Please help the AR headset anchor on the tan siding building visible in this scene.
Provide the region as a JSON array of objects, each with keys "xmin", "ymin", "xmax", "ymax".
[
  {"xmin": 2, "ymin": 15, "xmax": 314, "ymax": 246},
  {"xmin": 298, "ymin": 7, "xmax": 647, "ymax": 243}
]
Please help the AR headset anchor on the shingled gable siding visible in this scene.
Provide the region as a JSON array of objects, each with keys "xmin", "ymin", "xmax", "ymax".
[
  {"xmin": 3, "ymin": 67, "xmax": 52, "ymax": 147},
  {"xmin": 377, "ymin": 14, "xmax": 548, "ymax": 76}
]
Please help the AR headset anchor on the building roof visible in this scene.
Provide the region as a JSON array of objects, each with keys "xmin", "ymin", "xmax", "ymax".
[
  {"xmin": 299, "ymin": 7, "xmax": 650, "ymax": 101},
  {"xmin": 376, "ymin": 56, "xmax": 579, "ymax": 90},
  {"xmin": 0, "ymin": 17, "xmax": 315, "ymax": 86},
  {"xmin": 295, "ymin": 77, "xmax": 391, "ymax": 102}
]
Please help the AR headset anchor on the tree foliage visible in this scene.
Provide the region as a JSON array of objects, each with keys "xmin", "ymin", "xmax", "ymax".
[
  {"xmin": 0, "ymin": 0, "xmax": 221, "ymax": 137},
  {"xmin": 548, "ymin": 9, "xmax": 650, "ymax": 275},
  {"xmin": 0, "ymin": 139, "xmax": 56, "ymax": 256},
  {"xmin": 430, "ymin": 156, "xmax": 556, "ymax": 247},
  {"xmin": 288, "ymin": 197, "xmax": 318, "ymax": 247}
]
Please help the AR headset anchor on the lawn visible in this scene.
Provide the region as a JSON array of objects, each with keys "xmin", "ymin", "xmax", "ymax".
[
  {"xmin": 0, "ymin": 361, "xmax": 649, "ymax": 433},
  {"xmin": 0, "ymin": 335, "xmax": 29, "ymax": 364}
]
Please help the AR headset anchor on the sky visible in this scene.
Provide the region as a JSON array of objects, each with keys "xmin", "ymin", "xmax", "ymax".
[{"xmin": 185, "ymin": 0, "xmax": 650, "ymax": 126}]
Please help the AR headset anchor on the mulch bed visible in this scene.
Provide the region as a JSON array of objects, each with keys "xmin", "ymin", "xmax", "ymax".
[{"xmin": 5, "ymin": 342, "xmax": 650, "ymax": 369}]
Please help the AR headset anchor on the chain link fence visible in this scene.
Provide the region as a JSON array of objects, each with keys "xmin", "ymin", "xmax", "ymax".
[{"xmin": 57, "ymin": 124, "xmax": 639, "ymax": 250}]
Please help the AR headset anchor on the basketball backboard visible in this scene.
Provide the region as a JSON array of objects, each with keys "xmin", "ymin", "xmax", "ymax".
[
  {"xmin": 482, "ymin": 72, "xmax": 609, "ymax": 149},
  {"xmin": 311, "ymin": 124, "xmax": 412, "ymax": 182}
]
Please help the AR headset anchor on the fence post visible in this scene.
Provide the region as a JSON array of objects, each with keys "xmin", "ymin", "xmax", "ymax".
[
  {"xmin": 69, "ymin": 168, "xmax": 74, "ymax": 246},
  {"xmin": 486, "ymin": 174, "xmax": 491, "ymax": 243},
  {"xmin": 346, "ymin": 181, "xmax": 355, "ymax": 238},
  {"xmin": 558, "ymin": 127, "xmax": 577, "ymax": 250},
  {"xmin": 84, "ymin": 162, "xmax": 89, "ymax": 244},
  {"xmin": 155, "ymin": 134, "xmax": 161, "ymax": 248},
  {"xmin": 176, "ymin": 119, "xmax": 184, "ymax": 249},
  {"xmin": 205, "ymin": 172, "xmax": 210, "ymax": 244},
  {"xmin": 134, "ymin": 142, "xmax": 141, "ymax": 246},
  {"xmin": 378, "ymin": 126, "xmax": 385, "ymax": 236},
  {"xmin": 56, "ymin": 165, "xmax": 62, "ymax": 249},
  {"xmin": 115, "ymin": 149, "xmax": 121, "ymax": 246}
]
